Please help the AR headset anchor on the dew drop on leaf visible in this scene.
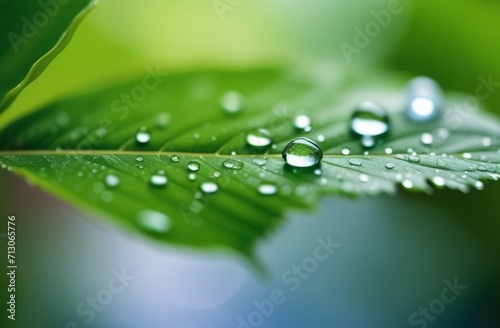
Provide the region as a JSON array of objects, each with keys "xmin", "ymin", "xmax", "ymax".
[
  {"xmin": 409, "ymin": 155, "xmax": 420, "ymax": 163},
  {"xmin": 136, "ymin": 210, "xmax": 171, "ymax": 233},
  {"xmin": 405, "ymin": 76, "xmax": 442, "ymax": 122},
  {"xmin": 213, "ymin": 171, "xmax": 222, "ymax": 178},
  {"xmin": 432, "ymin": 176, "xmax": 445, "ymax": 187},
  {"xmin": 222, "ymin": 159, "xmax": 244, "ymax": 170},
  {"xmin": 246, "ymin": 128, "xmax": 272, "ymax": 149},
  {"xmin": 385, "ymin": 147, "xmax": 393, "ymax": 155},
  {"xmin": 294, "ymin": 114, "xmax": 312, "ymax": 131},
  {"xmin": 282, "ymin": 137, "xmax": 323, "ymax": 168},
  {"xmin": 350, "ymin": 101, "xmax": 390, "ymax": 148},
  {"xmin": 253, "ymin": 158, "xmax": 268, "ymax": 166},
  {"xmin": 188, "ymin": 173, "xmax": 196, "ymax": 181},
  {"xmin": 359, "ymin": 174, "xmax": 369, "ymax": 183},
  {"xmin": 257, "ymin": 183, "xmax": 278, "ymax": 195},
  {"xmin": 342, "ymin": 148, "xmax": 350, "ymax": 155},
  {"xmin": 150, "ymin": 171, "xmax": 168, "ymax": 187},
  {"xmin": 402, "ymin": 179, "xmax": 414, "ymax": 189},
  {"xmin": 220, "ymin": 90, "xmax": 245, "ymax": 114},
  {"xmin": 135, "ymin": 156, "xmax": 144, "ymax": 162},
  {"xmin": 155, "ymin": 112, "xmax": 171, "ymax": 128},
  {"xmin": 317, "ymin": 134, "xmax": 325, "ymax": 142},
  {"xmin": 437, "ymin": 158, "xmax": 447, "ymax": 168},
  {"xmin": 187, "ymin": 161, "xmax": 200, "ymax": 172},
  {"xmin": 420, "ymin": 133, "xmax": 433, "ymax": 146},
  {"xmin": 482, "ymin": 137, "xmax": 492, "ymax": 147},
  {"xmin": 348, "ymin": 158, "xmax": 362, "ymax": 166},
  {"xmin": 170, "ymin": 155, "xmax": 180, "ymax": 162},
  {"xmin": 104, "ymin": 174, "xmax": 120, "ymax": 188},
  {"xmin": 200, "ymin": 182, "xmax": 218, "ymax": 194},
  {"xmin": 135, "ymin": 127, "xmax": 151, "ymax": 144},
  {"xmin": 463, "ymin": 153, "xmax": 472, "ymax": 159},
  {"xmin": 385, "ymin": 163, "xmax": 395, "ymax": 169}
]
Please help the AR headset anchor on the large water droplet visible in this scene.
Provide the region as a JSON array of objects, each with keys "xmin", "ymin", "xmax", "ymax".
[
  {"xmin": 187, "ymin": 161, "xmax": 200, "ymax": 172},
  {"xmin": 200, "ymin": 181, "xmax": 218, "ymax": 194},
  {"xmin": 104, "ymin": 174, "xmax": 120, "ymax": 188},
  {"xmin": 222, "ymin": 159, "xmax": 244, "ymax": 170},
  {"xmin": 258, "ymin": 183, "xmax": 278, "ymax": 195},
  {"xmin": 220, "ymin": 91, "xmax": 245, "ymax": 114},
  {"xmin": 135, "ymin": 127, "xmax": 151, "ymax": 144},
  {"xmin": 350, "ymin": 101, "xmax": 390, "ymax": 148},
  {"xmin": 282, "ymin": 137, "xmax": 323, "ymax": 168},
  {"xmin": 136, "ymin": 210, "xmax": 171, "ymax": 233},
  {"xmin": 405, "ymin": 76, "xmax": 442, "ymax": 122},
  {"xmin": 150, "ymin": 171, "xmax": 168, "ymax": 187},
  {"xmin": 294, "ymin": 114, "xmax": 312, "ymax": 131},
  {"xmin": 246, "ymin": 128, "xmax": 272, "ymax": 148},
  {"xmin": 420, "ymin": 133, "xmax": 433, "ymax": 146}
]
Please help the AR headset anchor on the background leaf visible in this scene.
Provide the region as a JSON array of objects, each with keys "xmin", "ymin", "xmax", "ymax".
[
  {"xmin": 0, "ymin": 0, "xmax": 96, "ymax": 112},
  {"xmin": 1, "ymin": 68, "xmax": 499, "ymax": 255}
]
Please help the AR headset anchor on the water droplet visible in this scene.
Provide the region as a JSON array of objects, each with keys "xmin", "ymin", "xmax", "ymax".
[
  {"xmin": 432, "ymin": 176, "xmax": 445, "ymax": 187},
  {"xmin": 409, "ymin": 155, "xmax": 420, "ymax": 163},
  {"xmin": 317, "ymin": 134, "xmax": 325, "ymax": 142},
  {"xmin": 77, "ymin": 171, "xmax": 84, "ymax": 177},
  {"xmin": 282, "ymin": 137, "xmax": 323, "ymax": 168},
  {"xmin": 342, "ymin": 148, "xmax": 350, "ymax": 155},
  {"xmin": 258, "ymin": 183, "xmax": 278, "ymax": 195},
  {"xmin": 463, "ymin": 153, "xmax": 472, "ymax": 159},
  {"xmin": 405, "ymin": 76, "xmax": 442, "ymax": 122},
  {"xmin": 436, "ymin": 128, "xmax": 450, "ymax": 140},
  {"xmin": 213, "ymin": 171, "xmax": 222, "ymax": 178},
  {"xmin": 475, "ymin": 181, "xmax": 484, "ymax": 190},
  {"xmin": 135, "ymin": 156, "xmax": 144, "ymax": 162},
  {"xmin": 314, "ymin": 169, "xmax": 322, "ymax": 175},
  {"xmin": 137, "ymin": 165, "xmax": 144, "ymax": 170},
  {"xmin": 104, "ymin": 174, "xmax": 120, "ymax": 188},
  {"xmin": 294, "ymin": 114, "xmax": 312, "ymax": 131},
  {"xmin": 187, "ymin": 161, "xmax": 200, "ymax": 172},
  {"xmin": 482, "ymin": 137, "xmax": 492, "ymax": 147},
  {"xmin": 320, "ymin": 177, "xmax": 328, "ymax": 185},
  {"xmin": 188, "ymin": 173, "xmax": 196, "ymax": 181},
  {"xmin": 402, "ymin": 179, "xmax": 414, "ymax": 189},
  {"xmin": 385, "ymin": 163, "xmax": 395, "ymax": 169},
  {"xmin": 135, "ymin": 127, "xmax": 151, "ymax": 144},
  {"xmin": 220, "ymin": 91, "xmax": 245, "ymax": 114},
  {"xmin": 348, "ymin": 158, "xmax": 362, "ymax": 166},
  {"xmin": 136, "ymin": 210, "xmax": 171, "ymax": 233},
  {"xmin": 222, "ymin": 159, "xmax": 244, "ymax": 170},
  {"xmin": 253, "ymin": 158, "xmax": 268, "ymax": 166},
  {"xmin": 437, "ymin": 159, "xmax": 447, "ymax": 167},
  {"xmin": 420, "ymin": 133, "xmax": 433, "ymax": 146},
  {"xmin": 385, "ymin": 147, "xmax": 393, "ymax": 155},
  {"xmin": 155, "ymin": 112, "xmax": 171, "ymax": 128},
  {"xmin": 246, "ymin": 128, "xmax": 272, "ymax": 148},
  {"xmin": 170, "ymin": 155, "xmax": 180, "ymax": 162},
  {"xmin": 150, "ymin": 171, "xmax": 168, "ymax": 187},
  {"xmin": 359, "ymin": 174, "xmax": 369, "ymax": 182},
  {"xmin": 477, "ymin": 165, "xmax": 488, "ymax": 172},
  {"xmin": 350, "ymin": 101, "xmax": 390, "ymax": 148},
  {"xmin": 193, "ymin": 133, "xmax": 200, "ymax": 140},
  {"xmin": 200, "ymin": 182, "xmax": 218, "ymax": 194}
]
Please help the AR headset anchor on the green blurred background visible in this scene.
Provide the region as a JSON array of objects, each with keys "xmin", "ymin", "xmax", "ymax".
[{"xmin": 1, "ymin": 0, "xmax": 500, "ymax": 327}]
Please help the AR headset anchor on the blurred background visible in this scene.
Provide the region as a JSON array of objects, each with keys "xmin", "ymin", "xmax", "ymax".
[{"xmin": 1, "ymin": 0, "xmax": 500, "ymax": 327}]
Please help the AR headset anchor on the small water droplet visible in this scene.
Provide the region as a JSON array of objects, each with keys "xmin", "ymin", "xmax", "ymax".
[
  {"xmin": 246, "ymin": 128, "xmax": 272, "ymax": 149},
  {"xmin": 170, "ymin": 155, "xmax": 180, "ymax": 162},
  {"xmin": 482, "ymin": 137, "xmax": 492, "ymax": 147},
  {"xmin": 314, "ymin": 169, "xmax": 322, "ymax": 175},
  {"xmin": 77, "ymin": 171, "xmax": 84, "ymax": 177},
  {"xmin": 420, "ymin": 133, "xmax": 433, "ymax": 146},
  {"xmin": 385, "ymin": 163, "xmax": 395, "ymax": 169},
  {"xmin": 155, "ymin": 112, "xmax": 171, "ymax": 128},
  {"xmin": 213, "ymin": 171, "xmax": 222, "ymax": 178},
  {"xmin": 359, "ymin": 174, "xmax": 369, "ymax": 182},
  {"xmin": 385, "ymin": 147, "xmax": 393, "ymax": 155},
  {"xmin": 135, "ymin": 127, "xmax": 151, "ymax": 144},
  {"xmin": 320, "ymin": 177, "xmax": 328, "ymax": 185},
  {"xmin": 432, "ymin": 176, "xmax": 445, "ymax": 187},
  {"xmin": 220, "ymin": 91, "xmax": 245, "ymax": 114},
  {"xmin": 258, "ymin": 183, "xmax": 278, "ymax": 195},
  {"xmin": 188, "ymin": 173, "xmax": 196, "ymax": 181},
  {"xmin": 150, "ymin": 171, "xmax": 168, "ymax": 187},
  {"xmin": 342, "ymin": 148, "xmax": 350, "ymax": 155},
  {"xmin": 104, "ymin": 174, "xmax": 120, "ymax": 188},
  {"xmin": 436, "ymin": 128, "xmax": 450, "ymax": 140},
  {"xmin": 137, "ymin": 165, "xmax": 144, "ymax": 170},
  {"xmin": 317, "ymin": 134, "xmax": 325, "ymax": 142},
  {"xmin": 187, "ymin": 161, "xmax": 200, "ymax": 172},
  {"xmin": 294, "ymin": 114, "xmax": 312, "ymax": 131},
  {"xmin": 350, "ymin": 101, "xmax": 390, "ymax": 148},
  {"xmin": 402, "ymin": 179, "xmax": 414, "ymax": 189},
  {"xmin": 409, "ymin": 155, "xmax": 420, "ymax": 163},
  {"xmin": 282, "ymin": 137, "xmax": 323, "ymax": 168},
  {"xmin": 200, "ymin": 182, "xmax": 218, "ymax": 194},
  {"xmin": 193, "ymin": 133, "xmax": 200, "ymax": 140},
  {"xmin": 406, "ymin": 76, "xmax": 442, "ymax": 122},
  {"xmin": 136, "ymin": 210, "xmax": 171, "ymax": 233},
  {"xmin": 348, "ymin": 158, "xmax": 362, "ymax": 166},
  {"xmin": 135, "ymin": 156, "xmax": 144, "ymax": 162},
  {"xmin": 253, "ymin": 158, "xmax": 268, "ymax": 166},
  {"xmin": 437, "ymin": 159, "xmax": 447, "ymax": 167},
  {"xmin": 475, "ymin": 181, "xmax": 484, "ymax": 190},
  {"xmin": 463, "ymin": 153, "xmax": 472, "ymax": 159},
  {"xmin": 222, "ymin": 159, "xmax": 244, "ymax": 170}
]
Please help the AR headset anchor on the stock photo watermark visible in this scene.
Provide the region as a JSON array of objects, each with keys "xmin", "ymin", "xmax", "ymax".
[
  {"xmin": 7, "ymin": 0, "xmax": 71, "ymax": 53},
  {"xmin": 408, "ymin": 277, "xmax": 467, "ymax": 328},
  {"xmin": 213, "ymin": 0, "xmax": 244, "ymax": 21},
  {"xmin": 64, "ymin": 268, "xmax": 135, "ymax": 327},
  {"xmin": 5, "ymin": 215, "xmax": 17, "ymax": 321},
  {"xmin": 340, "ymin": 0, "xmax": 409, "ymax": 64},
  {"xmin": 236, "ymin": 235, "xmax": 341, "ymax": 328}
]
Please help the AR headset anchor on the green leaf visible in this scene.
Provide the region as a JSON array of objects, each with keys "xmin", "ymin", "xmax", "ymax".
[
  {"xmin": 0, "ymin": 0, "xmax": 97, "ymax": 113},
  {"xmin": 1, "ymin": 69, "xmax": 499, "ymax": 255}
]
